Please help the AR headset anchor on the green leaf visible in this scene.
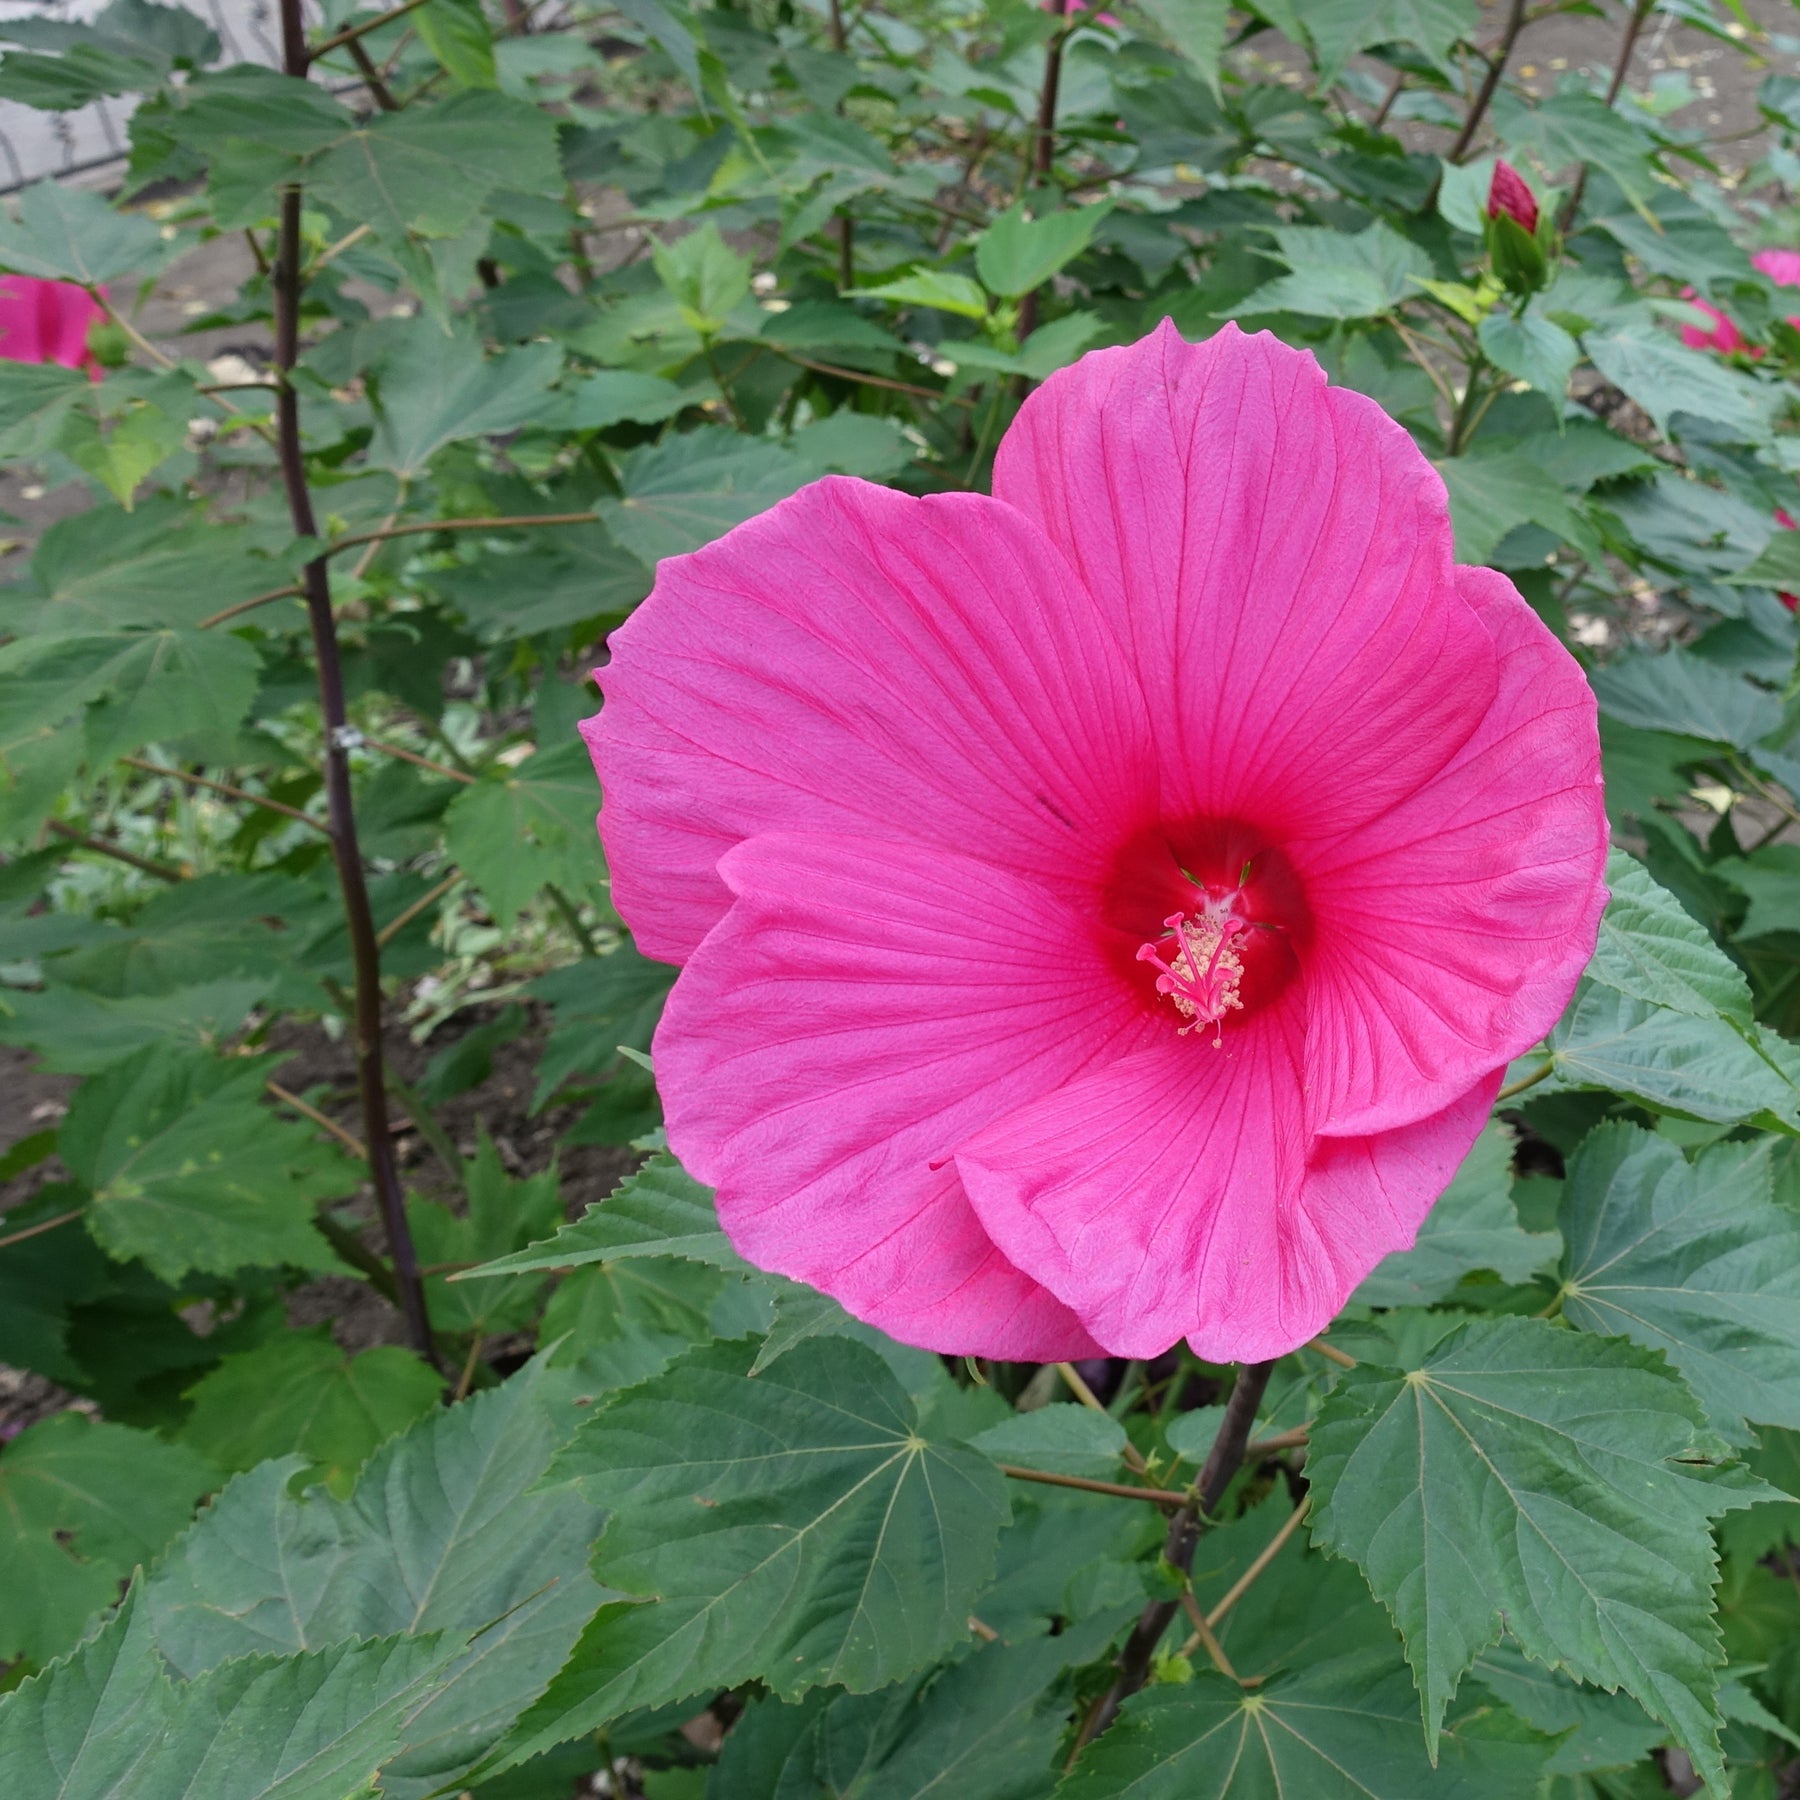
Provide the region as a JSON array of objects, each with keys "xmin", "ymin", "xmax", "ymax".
[
  {"xmin": 1471, "ymin": 1643, "xmax": 1665, "ymax": 1776},
  {"xmin": 0, "ymin": 1415, "xmax": 217, "ymax": 1665},
  {"xmin": 1477, "ymin": 310, "xmax": 1580, "ymax": 400},
  {"xmin": 1590, "ymin": 646, "xmax": 1782, "ymax": 751},
  {"xmin": 1494, "ymin": 88, "xmax": 1658, "ymax": 209},
  {"xmin": 0, "ymin": 361, "xmax": 90, "ymax": 458},
  {"xmin": 1355, "ymin": 1123, "xmax": 1560, "ymax": 1307},
  {"xmin": 455, "ymin": 1152, "xmax": 740, "ymax": 1282},
  {"xmin": 0, "ymin": 1588, "xmax": 170, "ymax": 1796},
  {"xmin": 1716, "ymin": 844, "xmax": 1800, "ymax": 942},
  {"xmin": 492, "ymin": 1336, "xmax": 1011, "ymax": 1765},
  {"xmin": 0, "ymin": 179, "xmax": 161, "ymax": 283},
  {"xmin": 177, "ymin": 1328, "xmax": 443, "ymax": 1492},
  {"xmin": 431, "ymin": 525, "xmax": 650, "ymax": 641},
  {"xmin": 1545, "ymin": 981, "xmax": 1800, "ymax": 1128},
  {"xmin": 1293, "ymin": 0, "xmax": 1476, "ymax": 77},
  {"xmin": 1238, "ymin": 222, "xmax": 1431, "ymax": 320},
  {"xmin": 1583, "ymin": 325, "xmax": 1774, "ymax": 441},
  {"xmin": 367, "ymin": 330, "xmax": 562, "ymax": 476},
  {"xmin": 975, "ymin": 202, "xmax": 1112, "ymax": 300},
  {"xmin": 651, "ymin": 222, "xmax": 752, "ymax": 337},
  {"xmin": 551, "ymin": 368, "xmax": 698, "ymax": 429},
  {"xmin": 1434, "ymin": 446, "xmax": 1591, "ymax": 566},
  {"xmin": 1137, "ymin": 0, "xmax": 1230, "ymax": 98},
  {"xmin": 60, "ymin": 1049, "xmax": 356, "ymax": 1281},
  {"xmin": 441, "ymin": 739, "xmax": 601, "ymax": 927},
  {"xmin": 2, "ymin": 502, "xmax": 295, "ymax": 637},
  {"xmin": 414, "ymin": 0, "xmax": 495, "ymax": 87},
  {"xmin": 1057, "ymin": 1647, "xmax": 1553, "ymax": 1797},
  {"xmin": 856, "ymin": 270, "xmax": 989, "ymax": 320},
  {"xmin": 308, "ymin": 89, "xmax": 561, "ymax": 248},
  {"xmin": 413, "ymin": 1133, "xmax": 561, "ymax": 1337},
  {"xmin": 530, "ymin": 939, "xmax": 675, "ymax": 1106},
  {"xmin": 0, "ymin": 627, "xmax": 260, "ymax": 767},
  {"xmin": 0, "ymin": 1594, "xmax": 468, "ymax": 1800},
  {"xmin": 1590, "ymin": 848, "xmax": 1753, "ymax": 1026},
  {"xmin": 143, "ymin": 1361, "xmax": 609, "ymax": 1793},
  {"xmin": 1559, "ymin": 1125, "xmax": 1800, "ymax": 1441},
  {"xmin": 969, "ymin": 1403, "xmax": 1131, "ymax": 1479},
  {"xmin": 0, "ymin": 978, "xmax": 270, "ymax": 1076},
  {"xmin": 1307, "ymin": 1316, "xmax": 1772, "ymax": 1795},
  {"xmin": 1722, "ymin": 525, "xmax": 1800, "ymax": 591},
  {"xmin": 597, "ymin": 427, "xmax": 813, "ymax": 565}
]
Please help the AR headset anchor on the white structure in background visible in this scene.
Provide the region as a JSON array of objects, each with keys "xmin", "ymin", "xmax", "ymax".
[{"xmin": 0, "ymin": 0, "xmax": 290, "ymax": 191}]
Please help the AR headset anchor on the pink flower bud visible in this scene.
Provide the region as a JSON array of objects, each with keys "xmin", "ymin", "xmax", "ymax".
[{"xmin": 1486, "ymin": 161, "xmax": 1539, "ymax": 236}]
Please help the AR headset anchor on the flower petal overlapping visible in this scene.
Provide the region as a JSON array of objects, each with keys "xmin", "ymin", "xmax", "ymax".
[{"xmin": 583, "ymin": 321, "xmax": 1608, "ymax": 1361}]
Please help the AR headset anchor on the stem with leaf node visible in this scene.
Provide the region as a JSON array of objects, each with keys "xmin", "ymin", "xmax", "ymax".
[{"xmin": 275, "ymin": 0, "xmax": 436, "ymax": 1368}]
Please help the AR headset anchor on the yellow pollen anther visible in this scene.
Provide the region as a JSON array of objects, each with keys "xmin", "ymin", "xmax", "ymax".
[{"xmin": 1136, "ymin": 912, "xmax": 1246, "ymax": 1046}]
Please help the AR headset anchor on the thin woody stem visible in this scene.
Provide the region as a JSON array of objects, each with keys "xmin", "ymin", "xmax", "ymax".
[
  {"xmin": 0, "ymin": 1207, "xmax": 85, "ymax": 1252},
  {"xmin": 266, "ymin": 1079, "xmax": 369, "ymax": 1160},
  {"xmin": 1447, "ymin": 0, "xmax": 1527, "ymax": 162},
  {"xmin": 1560, "ymin": 0, "xmax": 1653, "ymax": 223},
  {"xmin": 1072, "ymin": 1360, "xmax": 1275, "ymax": 1757},
  {"xmin": 119, "ymin": 755, "xmax": 329, "ymax": 834},
  {"xmin": 44, "ymin": 819, "xmax": 186, "ymax": 881},
  {"xmin": 276, "ymin": 0, "xmax": 435, "ymax": 1366},
  {"xmin": 997, "ymin": 1463, "xmax": 1186, "ymax": 1510},
  {"xmin": 307, "ymin": 0, "xmax": 432, "ymax": 62},
  {"xmin": 1015, "ymin": 0, "xmax": 1071, "ymax": 343}
]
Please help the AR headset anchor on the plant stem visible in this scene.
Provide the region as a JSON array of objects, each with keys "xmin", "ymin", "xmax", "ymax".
[
  {"xmin": 997, "ymin": 1463, "xmax": 1187, "ymax": 1509},
  {"xmin": 43, "ymin": 819, "xmax": 187, "ymax": 881},
  {"xmin": 1072, "ymin": 1360, "xmax": 1275, "ymax": 1755},
  {"xmin": 1015, "ymin": 0, "xmax": 1071, "ymax": 343},
  {"xmin": 362, "ymin": 734, "xmax": 476, "ymax": 786},
  {"xmin": 119, "ymin": 755, "xmax": 330, "ymax": 834},
  {"xmin": 1308, "ymin": 1336, "xmax": 1357, "ymax": 1368},
  {"xmin": 0, "ymin": 1207, "xmax": 85, "ymax": 1252},
  {"xmin": 544, "ymin": 881, "xmax": 600, "ymax": 956},
  {"xmin": 375, "ymin": 871, "xmax": 460, "ymax": 949},
  {"xmin": 1445, "ymin": 361, "xmax": 1490, "ymax": 455},
  {"xmin": 275, "ymin": 0, "xmax": 435, "ymax": 1367},
  {"xmin": 1560, "ymin": 0, "xmax": 1654, "ymax": 225},
  {"xmin": 1204, "ymin": 1495, "xmax": 1311, "ymax": 1631},
  {"xmin": 266, "ymin": 1078, "xmax": 369, "ymax": 1160},
  {"xmin": 1497, "ymin": 1057, "xmax": 1556, "ymax": 1101},
  {"xmin": 1371, "ymin": 66, "xmax": 1405, "ymax": 128},
  {"xmin": 1447, "ymin": 0, "xmax": 1527, "ymax": 162},
  {"xmin": 346, "ymin": 35, "xmax": 400, "ymax": 108},
  {"xmin": 308, "ymin": 0, "xmax": 433, "ymax": 62}
]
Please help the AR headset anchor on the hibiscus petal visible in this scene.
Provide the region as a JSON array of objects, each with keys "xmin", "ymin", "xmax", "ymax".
[
  {"xmin": 992, "ymin": 319, "xmax": 1498, "ymax": 838},
  {"xmin": 587, "ymin": 475, "xmax": 1157, "ymax": 963},
  {"xmin": 1294, "ymin": 567, "xmax": 1607, "ymax": 1137},
  {"xmin": 957, "ymin": 992, "xmax": 1312, "ymax": 1359},
  {"xmin": 654, "ymin": 831, "xmax": 1158, "ymax": 1359},
  {"xmin": 958, "ymin": 1001, "xmax": 1498, "ymax": 1362}
]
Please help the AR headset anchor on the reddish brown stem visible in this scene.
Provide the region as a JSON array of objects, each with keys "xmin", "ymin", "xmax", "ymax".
[
  {"xmin": 1448, "ymin": 0, "xmax": 1527, "ymax": 163},
  {"xmin": 1072, "ymin": 1360, "xmax": 1275, "ymax": 1756},
  {"xmin": 275, "ymin": 0, "xmax": 435, "ymax": 1366},
  {"xmin": 1015, "ymin": 0, "xmax": 1071, "ymax": 344}
]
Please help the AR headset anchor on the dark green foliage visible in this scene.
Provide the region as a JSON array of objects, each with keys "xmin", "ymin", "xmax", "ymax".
[{"xmin": 0, "ymin": 0, "xmax": 1797, "ymax": 1790}]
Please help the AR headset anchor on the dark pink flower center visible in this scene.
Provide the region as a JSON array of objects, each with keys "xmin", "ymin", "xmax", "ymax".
[{"xmin": 1106, "ymin": 820, "xmax": 1310, "ymax": 1038}]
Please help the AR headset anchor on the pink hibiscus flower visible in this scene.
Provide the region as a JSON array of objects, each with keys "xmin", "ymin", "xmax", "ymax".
[
  {"xmin": 583, "ymin": 322, "xmax": 1608, "ymax": 1363},
  {"xmin": 0, "ymin": 275, "xmax": 103, "ymax": 371},
  {"xmin": 1681, "ymin": 247, "xmax": 1800, "ymax": 354}
]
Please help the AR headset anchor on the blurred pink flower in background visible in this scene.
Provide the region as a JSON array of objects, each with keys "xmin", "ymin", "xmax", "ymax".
[
  {"xmin": 0, "ymin": 275, "xmax": 103, "ymax": 371},
  {"xmin": 1681, "ymin": 248, "xmax": 1800, "ymax": 353},
  {"xmin": 585, "ymin": 322, "xmax": 1609, "ymax": 1364}
]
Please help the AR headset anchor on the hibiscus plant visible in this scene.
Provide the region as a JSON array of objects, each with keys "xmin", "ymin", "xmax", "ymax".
[{"xmin": 1, "ymin": 0, "xmax": 1799, "ymax": 1794}]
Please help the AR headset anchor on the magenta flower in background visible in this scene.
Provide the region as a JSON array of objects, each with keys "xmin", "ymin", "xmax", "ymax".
[
  {"xmin": 1681, "ymin": 247, "xmax": 1800, "ymax": 353},
  {"xmin": 0, "ymin": 275, "xmax": 103, "ymax": 371},
  {"xmin": 1486, "ymin": 160, "xmax": 1539, "ymax": 234},
  {"xmin": 584, "ymin": 323, "xmax": 1608, "ymax": 1363}
]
